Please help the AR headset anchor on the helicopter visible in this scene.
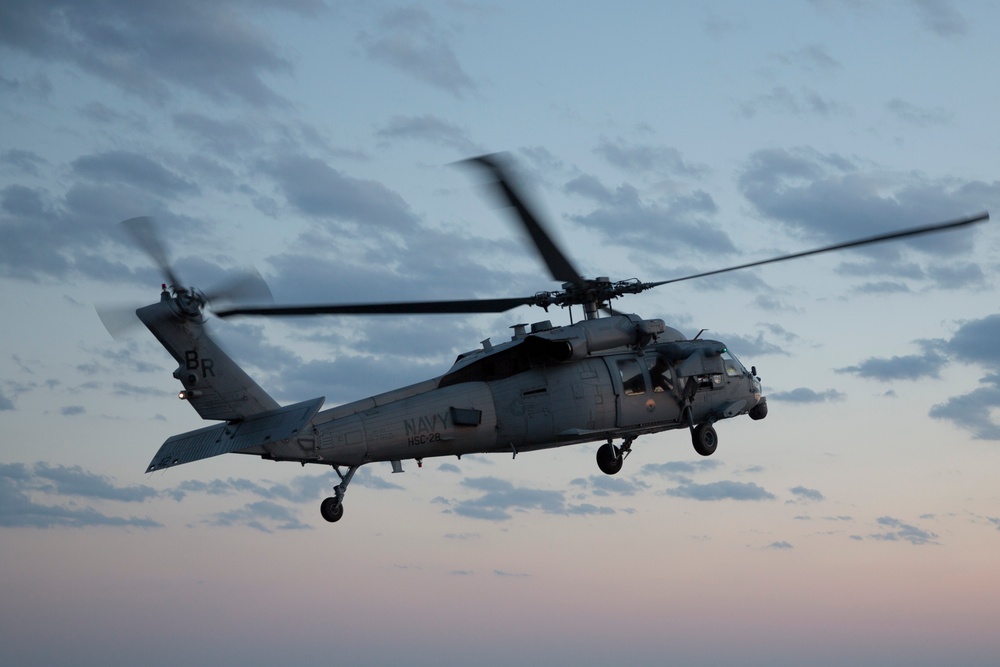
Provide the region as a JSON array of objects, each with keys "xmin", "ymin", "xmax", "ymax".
[{"xmin": 114, "ymin": 153, "xmax": 989, "ymax": 524}]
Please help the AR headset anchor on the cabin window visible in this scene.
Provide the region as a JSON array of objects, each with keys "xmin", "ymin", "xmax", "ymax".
[
  {"xmin": 646, "ymin": 355, "xmax": 673, "ymax": 393},
  {"xmin": 617, "ymin": 359, "xmax": 646, "ymax": 396}
]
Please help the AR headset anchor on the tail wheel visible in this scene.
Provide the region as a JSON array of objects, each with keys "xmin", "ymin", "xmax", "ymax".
[
  {"xmin": 320, "ymin": 497, "xmax": 344, "ymax": 523},
  {"xmin": 692, "ymin": 423, "xmax": 718, "ymax": 457}
]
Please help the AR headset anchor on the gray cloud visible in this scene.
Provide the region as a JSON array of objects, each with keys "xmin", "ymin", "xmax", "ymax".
[
  {"xmin": 740, "ymin": 86, "xmax": 851, "ymax": 119},
  {"xmin": 261, "ymin": 155, "xmax": 420, "ymax": 228},
  {"xmin": 769, "ymin": 387, "xmax": 845, "ymax": 403},
  {"xmin": 790, "ymin": 486, "xmax": 825, "ymax": 502},
  {"xmin": 886, "ymin": 97, "xmax": 953, "ymax": 126},
  {"xmin": 444, "ymin": 476, "xmax": 615, "ymax": 521},
  {"xmin": 72, "ymin": 151, "xmax": 199, "ymax": 198},
  {"xmin": 665, "ymin": 480, "xmax": 776, "ymax": 501},
  {"xmin": 570, "ymin": 475, "xmax": 649, "ymax": 497},
  {"xmin": 843, "ymin": 315, "xmax": 1000, "ymax": 440},
  {"xmin": 838, "ymin": 350, "xmax": 947, "ymax": 382},
  {"xmin": 204, "ymin": 500, "xmax": 312, "ymax": 533},
  {"xmin": 0, "ymin": 463, "xmax": 161, "ymax": 528},
  {"xmin": 376, "ymin": 114, "xmax": 481, "ymax": 154},
  {"xmin": 907, "ymin": 0, "xmax": 968, "ymax": 37},
  {"xmin": 594, "ymin": 139, "xmax": 709, "ymax": 177},
  {"xmin": 360, "ymin": 6, "xmax": 476, "ymax": 97},
  {"xmin": 737, "ymin": 147, "xmax": 997, "ymax": 269},
  {"xmin": 567, "ymin": 172, "xmax": 735, "ymax": 257},
  {"xmin": 869, "ymin": 515, "xmax": 939, "ymax": 545},
  {"xmin": 0, "ymin": 0, "xmax": 315, "ymax": 106},
  {"xmin": 640, "ymin": 459, "xmax": 723, "ymax": 479}
]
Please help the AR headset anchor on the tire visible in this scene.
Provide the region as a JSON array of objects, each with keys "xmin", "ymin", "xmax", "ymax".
[
  {"xmin": 692, "ymin": 423, "xmax": 718, "ymax": 457},
  {"xmin": 596, "ymin": 443, "xmax": 624, "ymax": 475},
  {"xmin": 320, "ymin": 496, "xmax": 344, "ymax": 523}
]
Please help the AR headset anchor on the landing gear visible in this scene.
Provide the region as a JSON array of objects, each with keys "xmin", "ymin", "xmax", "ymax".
[
  {"xmin": 692, "ymin": 423, "xmax": 718, "ymax": 457},
  {"xmin": 596, "ymin": 437, "xmax": 634, "ymax": 475},
  {"xmin": 596, "ymin": 443, "xmax": 622, "ymax": 475},
  {"xmin": 320, "ymin": 496, "xmax": 344, "ymax": 522},
  {"xmin": 320, "ymin": 465, "xmax": 358, "ymax": 524}
]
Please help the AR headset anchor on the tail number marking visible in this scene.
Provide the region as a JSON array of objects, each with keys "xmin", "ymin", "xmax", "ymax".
[{"xmin": 184, "ymin": 350, "xmax": 215, "ymax": 378}]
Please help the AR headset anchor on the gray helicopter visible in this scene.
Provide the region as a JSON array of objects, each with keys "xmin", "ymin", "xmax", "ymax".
[{"xmin": 118, "ymin": 154, "xmax": 989, "ymax": 523}]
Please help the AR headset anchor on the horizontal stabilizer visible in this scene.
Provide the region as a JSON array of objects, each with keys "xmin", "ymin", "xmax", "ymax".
[{"xmin": 146, "ymin": 397, "xmax": 325, "ymax": 472}]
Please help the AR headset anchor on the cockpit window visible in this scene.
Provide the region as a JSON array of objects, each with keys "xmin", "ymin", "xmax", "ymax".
[{"xmin": 721, "ymin": 350, "xmax": 747, "ymax": 377}]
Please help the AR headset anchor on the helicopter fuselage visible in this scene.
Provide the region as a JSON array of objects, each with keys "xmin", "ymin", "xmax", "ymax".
[{"xmin": 255, "ymin": 314, "xmax": 766, "ymax": 468}]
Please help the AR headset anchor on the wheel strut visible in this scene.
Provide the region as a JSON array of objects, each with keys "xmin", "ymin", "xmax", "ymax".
[{"xmin": 320, "ymin": 465, "xmax": 358, "ymax": 523}]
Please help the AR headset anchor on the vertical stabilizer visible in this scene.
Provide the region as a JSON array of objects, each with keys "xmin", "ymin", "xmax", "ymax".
[{"xmin": 137, "ymin": 291, "xmax": 279, "ymax": 421}]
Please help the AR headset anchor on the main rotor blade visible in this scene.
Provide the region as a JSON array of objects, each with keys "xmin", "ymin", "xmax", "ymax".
[
  {"xmin": 215, "ymin": 295, "xmax": 539, "ymax": 318},
  {"xmin": 121, "ymin": 216, "xmax": 183, "ymax": 290},
  {"xmin": 648, "ymin": 211, "xmax": 990, "ymax": 288},
  {"xmin": 466, "ymin": 153, "xmax": 583, "ymax": 285}
]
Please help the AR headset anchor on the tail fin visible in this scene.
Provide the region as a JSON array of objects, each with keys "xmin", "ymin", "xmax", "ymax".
[{"xmin": 137, "ymin": 291, "xmax": 279, "ymax": 421}]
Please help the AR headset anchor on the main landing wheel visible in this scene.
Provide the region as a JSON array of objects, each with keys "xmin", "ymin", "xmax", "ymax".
[
  {"xmin": 320, "ymin": 496, "xmax": 344, "ymax": 523},
  {"xmin": 692, "ymin": 423, "xmax": 718, "ymax": 457},
  {"xmin": 596, "ymin": 443, "xmax": 624, "ymax": 475}
]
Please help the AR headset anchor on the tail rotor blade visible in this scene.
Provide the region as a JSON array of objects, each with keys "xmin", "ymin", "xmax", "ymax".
[
  {"xmin": 203, "ymin": 268, "xmax": 274, "ymax": 307},
  {"xmin": 121, "ymin": 216, "xmax": 183, "ymax": 289}
]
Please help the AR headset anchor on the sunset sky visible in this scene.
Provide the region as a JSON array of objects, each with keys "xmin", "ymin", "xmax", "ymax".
[{"xmin": 2, "ymin": 2, "xmax": 1000, "ymax": 665}]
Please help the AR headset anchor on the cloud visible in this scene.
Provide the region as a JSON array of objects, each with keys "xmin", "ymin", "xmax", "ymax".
[
  {"xmin": 72, "ymin": 151, "xmax": 199, "ymax": 197},
  {"xmin": 261, "ymin": 155, "xmax": 420, "ymax": 228},
  {"xmin": 843, "ymin": 315, "xmax": 1000, "ymax": 440},
  {"xmin": 740, "ymin": 86, "xmax": 851, "ymax": 119},
  {"xmin": 906, "ymin": 0, "xmax": 968, "ymax": 37},
  {"xmin": 769, "ymin": 387, "xmax": 845, "ymax": 403},
  {"xmin": 32, "ymin": 463, "xmax": 158, "ymax": 502},
  {"xmin": 594, "ymin": 139, "xmax": 708, "ymax": 177},
  {"xmin": 665, "ymin": 480, "xmax": 776, "ymax": 501},
  {"xmin": 767, "ymin": 541, "xmax": 794, "ymax": 550},
  {"xmin": 640, "ymin": 459, "xmax": 723, "ymax": 479},
  {"xmin": 204, "ymin": 500, "xmax": 311, "ymax": 533},
  {"xmin": 886, "ymin": 98, "xmax": 953, "ymax": 126},
  {"xmin": 445, "ymin": 476, "xmax": 615, "ymax": 521},
  {"xmin": 838, "ymin": 350, "xmax": 946, "ymax": 382},
  {"xmin": 376, "ymin": 114, "xmax": 481, "ymax": 154},
  {"xmin": 570, "ymin": 474, "xmax": 649, "ymax": 497},
  {"xmin": 0, "ymin": 0, "xmax": 315, "ymax": 106},
  {"xmin": 0, "ymin": 463, "xmax": 161, "ymax": 529},
  {"xmin": 789, "ymin": 486, "xmax": 825, "ymax": 502},
  {"xmin": 566, "ymin": 171, "xmax": 736, "ymax": 256},
  {"xmin": 360, "ymin": 6, "xmax": 476, "ymax": 97},
  {"xmin": 929, "ymin": 379, "xmax": 1000, "ymax": 441},
  {"xmin": 737, "ymin": 147, "xmax": 997, "ymax": 271},
  {"xmin": 869, "ymin": 515, "xmax": 939, "ymax": 545}
]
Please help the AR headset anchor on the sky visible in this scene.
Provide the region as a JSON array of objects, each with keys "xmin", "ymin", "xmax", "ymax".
[{"xmin": 2, "ymin": 1, "xmax": 1000, "ymax": 665}]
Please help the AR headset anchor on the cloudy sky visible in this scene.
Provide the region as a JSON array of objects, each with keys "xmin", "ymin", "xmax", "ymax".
[{"xmin": 3, "ymin": 1, "xmax": 1000, "ymax": 665}]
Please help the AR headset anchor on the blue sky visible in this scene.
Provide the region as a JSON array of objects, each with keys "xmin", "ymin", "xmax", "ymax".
[{"xmin": 3, "ymin": 2, "xmax": 1000, "ymax": 666}]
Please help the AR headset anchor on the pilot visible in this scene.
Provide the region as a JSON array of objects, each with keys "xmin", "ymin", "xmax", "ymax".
[{"xmin": 648, "ymin": 356, "xmax": 673, "ymax": 393}]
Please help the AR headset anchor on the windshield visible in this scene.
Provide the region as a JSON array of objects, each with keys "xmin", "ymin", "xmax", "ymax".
[{"xmin": 721, "ymin": 350, "xmax": 747, "ymax": 377}]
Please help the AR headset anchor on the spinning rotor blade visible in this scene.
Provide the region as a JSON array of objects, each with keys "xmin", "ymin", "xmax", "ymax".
[
  {"xmin": 122, "ymin": 216, "xmax": 183, "ymax": 290},
  {"xmin": 202, "ymin": 268, "xmax": 274, "ymax": 306},
  {"xmin": 99, "ymin": 217, "xmax": 276, "ymax": 339},
  {"xmin": 216, "ymin": 295, "xmax": 538, "ymax": 318},
  {"xmin": 647, "ymin": 211, "xmax": 990, "ymax": 289},
  {"xmin": 466, "ymin": 153, "xmax": 583, "ymax": 285}
]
